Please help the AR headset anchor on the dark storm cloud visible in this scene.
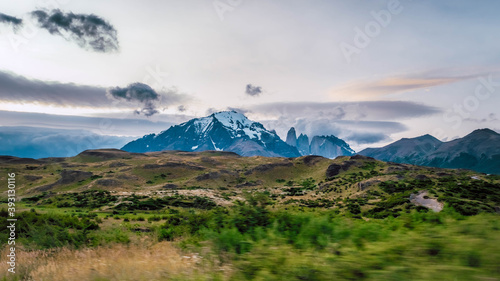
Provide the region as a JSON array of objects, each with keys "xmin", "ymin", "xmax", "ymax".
[
  {"xmin": 0, "ymin": 71, "xmax": 188, "ymax": 113},
  {"xmin": 0, "ymin": 71, "xmax": 110, "ymax": 107},
  {"xmin": 0, "ymin": 13, "xmax": 23, "ymax": 27},
  {"xmin": 107, "ymin": 83, "xmax": 160, "ymax": 117},
  {"xmin": 30, "ymin": 9, "xmax": 119, "ymax": 52},
  {"xmin": 245, "ymin": 84, "xmax": 262, "ymax": 96}
]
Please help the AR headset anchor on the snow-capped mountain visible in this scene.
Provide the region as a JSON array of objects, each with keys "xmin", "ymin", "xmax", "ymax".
[{"xmin": 122, "ymin": 111, "xmax": 300, "ymax": 157}]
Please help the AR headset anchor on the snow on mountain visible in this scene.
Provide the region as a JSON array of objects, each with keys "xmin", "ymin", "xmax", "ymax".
[
  {"xmin": 186, "ymin": 111, "xmax": 265, "ymax": 140},
  {"xmin": 123, "ymin": 111, "xmax": 359, "ymax": 158},
  {"xmin": 122, "ymin": 111, "xmax": 300, "ymax": 157}
]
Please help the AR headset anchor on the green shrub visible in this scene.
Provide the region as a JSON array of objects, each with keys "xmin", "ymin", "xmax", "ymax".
[
  {"xmin": 0, "ymin": 209, "xmax": 99, "ymax": 249},
  {"xmin": 88, "ymin": 228, "xmax": 130, "ymax": 247}
]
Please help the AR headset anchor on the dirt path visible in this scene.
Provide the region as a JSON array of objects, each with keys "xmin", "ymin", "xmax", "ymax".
[{"xmin": 410, "ymin": 191, "xmax": 443, "ymax": 212}]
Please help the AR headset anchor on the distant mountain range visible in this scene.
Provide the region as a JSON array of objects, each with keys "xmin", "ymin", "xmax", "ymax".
[
  {"xmin": 122, "ymin": 111, "xmax": 356, "ymax": 158},
  {"xmin": 2, "ymin": 113, "xmax": 497, "ymax": 175},
  {"xmin": 359, "ymin": 129, "xmax": 500, "ymax": 174}
]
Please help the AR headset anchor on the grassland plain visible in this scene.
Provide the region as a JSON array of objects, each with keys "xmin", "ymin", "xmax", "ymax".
[{"xmin": 0, "ymin": 149, "xmax": 499, "ymax": 280}]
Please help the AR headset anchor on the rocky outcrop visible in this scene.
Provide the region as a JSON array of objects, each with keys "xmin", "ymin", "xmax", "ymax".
[
  {"xmin": 310, "ymin": 136, "xmax": 355, "ymax": 159},
  {"xmin": 297, "ymin": 133, "xmax": 310, "ymax": 155},
  {"xmin": 286, "ymin": 127, "xmax": 297, "ymax": 147}
]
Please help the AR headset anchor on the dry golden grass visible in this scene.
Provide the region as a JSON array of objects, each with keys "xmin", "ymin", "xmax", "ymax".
[
  {"xmin": 1, "ymin": 242, "xmax": 227, "ymax": 281},
  {"xmin": 0, "ymin": 246, "xmax": 52, "ymax": 280}
]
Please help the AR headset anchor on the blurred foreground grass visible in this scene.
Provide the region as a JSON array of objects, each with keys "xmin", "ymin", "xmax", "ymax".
[{"xmin": 1, "ymin": 200, "xmax": 499, "ymax": 281}]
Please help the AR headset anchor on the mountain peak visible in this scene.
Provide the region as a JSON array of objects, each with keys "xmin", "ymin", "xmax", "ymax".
[
  {"xmin": 122, "ymin": 111, "xmax": 301, "ymax": 157},
  {"xmin": 359, "ymin": 128, "xmax": 500, "ymax": 174},
  {"xmin": 310, "ymin": 135, "xmax": 355, "ymax": 158},
  {"xmin": 415, "ymin": 134, "xmax": 441, "ymax": 143},
  {"xmin": 210, "ymin": 111, "xmax": 253, "ymax": 131},
  {"xmin": 188, "ymin": 110, "xmax": 255, "ymax": 137},
  {"xmin": 211, "ymin": 110, "xmax": 247, "ymax": 120},
  {"xmin": 468, "ymin": 128, "xmax": 499, "ymax": 137},
  {"xmin": 286, "ymin": 127, "xmax": 297, "ymax": 147},
  {"xmin": 399, "ymin": 134, "xmax": 441, "ymax": 144}
]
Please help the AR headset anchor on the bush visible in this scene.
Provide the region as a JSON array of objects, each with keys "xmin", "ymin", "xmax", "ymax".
[
  {"xmin": 212, "ymin": 227, "xmax": 251, "ymax": 254},
  {"xmin": 88, "ymin": 228, "xmax": 130, "ymax": 247},
  {"xmin": 0, "ymin": 209, "xmax": 99, "ymax": 249},
  {"xmin": 114, "ymin": 195, "xmax": 217, "ymax": 211}
]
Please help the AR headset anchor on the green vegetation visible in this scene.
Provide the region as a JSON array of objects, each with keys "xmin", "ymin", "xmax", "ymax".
[
  {"xmin": 114, "ymin": 194, "xmax": 216, "ymax": 211},
  {"xmin": 153, "ymin": 194, "xmax": 500, "ymax": 280},
  {"xmin": 1, "ymin": 151, "xmax": 499, "ymax": 280},
  {"xmin": 283, "ymin": 178, "xmax": 317, "ymax": 196},
  {"xmin": 23, "ymin": 190, "xmax": 119, "ymax": 209},
  {"xmin": 0, "ymin": 209, "xmax": 99, "ymax": 249},
  {"xmin": 436, "ymin": 176, "xmax": 500, "ymax": 215},
  {"xmin": 2, "ymin": 190, "xmax": 500, "ymax": 280}
]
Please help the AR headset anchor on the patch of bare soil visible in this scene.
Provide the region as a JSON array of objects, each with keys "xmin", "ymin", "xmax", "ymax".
[{"xmin": 410, "ymin": 190, "xmax": 443, "ymax": 212}]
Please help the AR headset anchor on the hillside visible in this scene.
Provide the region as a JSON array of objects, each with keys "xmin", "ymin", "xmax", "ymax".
[
  {"xmin": 2, "ymin": 148, "xmax": 499, "ymax": 218},
  {"xmin": 1, "ymin": 149, "xmax": 500, "ymax": 280}
]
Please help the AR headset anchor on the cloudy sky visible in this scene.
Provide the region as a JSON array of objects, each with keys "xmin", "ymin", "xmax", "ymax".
[{"xmin": 1, "ymin": 0, "xmax": 499, "ymax": 151}]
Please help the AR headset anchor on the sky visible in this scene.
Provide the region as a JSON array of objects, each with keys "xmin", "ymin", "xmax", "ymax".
[{"xmin": 0, "ymin": 0, "xmax": 499, "ymax": 152}]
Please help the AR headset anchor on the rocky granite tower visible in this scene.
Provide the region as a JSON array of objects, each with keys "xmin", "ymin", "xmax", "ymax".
[
  {"xmin": 297, "ymin": 133, "xmax": 310, "ymax": 155},
  {"xmin": 285, "ymin": 127, "xmax": 297, "ymax": 147}
]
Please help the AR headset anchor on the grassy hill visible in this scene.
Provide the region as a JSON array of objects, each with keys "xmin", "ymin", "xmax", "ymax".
[{"xmin": 0, "ymin": 149, "xmax": 499, "ymax": 280}]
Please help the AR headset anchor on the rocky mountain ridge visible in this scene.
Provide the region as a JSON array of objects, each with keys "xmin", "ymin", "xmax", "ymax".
[
  {"xmin": 122, "ymin": 111, "xmax": 300, "ymax": 157},
  {"xmin": 359, "ymin": 129, "xmax": 500, "ymax": 174}
]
